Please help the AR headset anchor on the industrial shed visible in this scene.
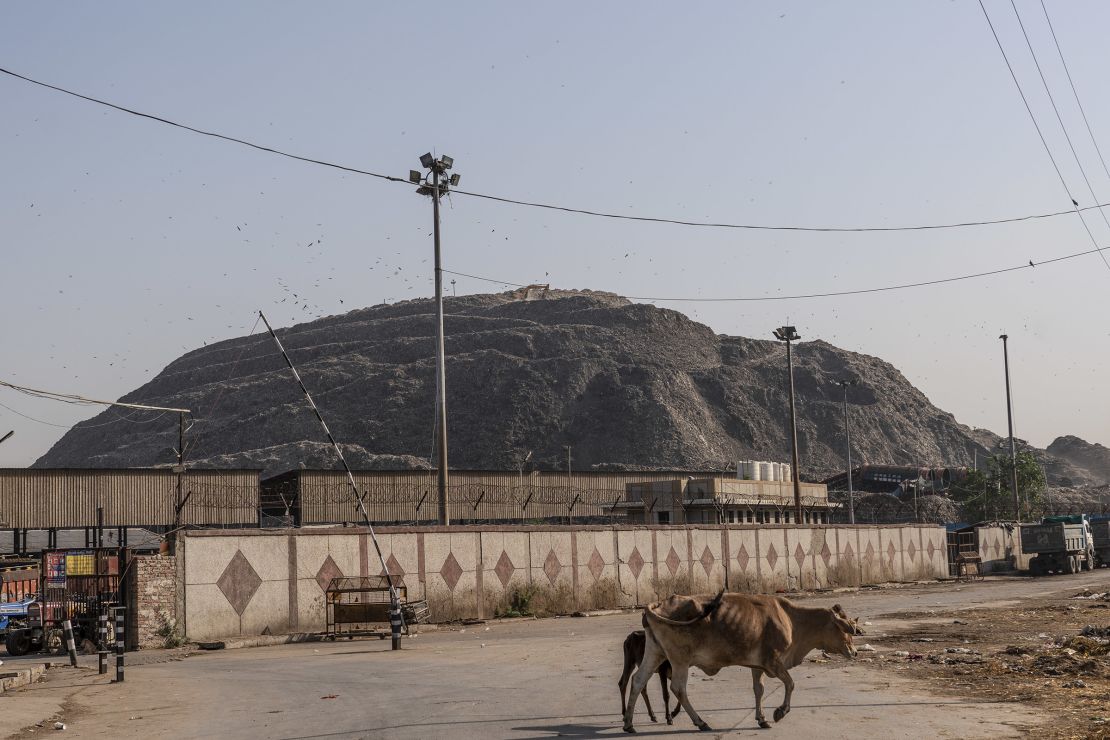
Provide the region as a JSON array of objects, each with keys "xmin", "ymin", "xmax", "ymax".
[
  {"xmin": 260, "ymin": 468, "xmax": 726, "ymax": 525},
  {"xmin": 0, "ymin": 468, "xmax": 261, "ymax": 548}
]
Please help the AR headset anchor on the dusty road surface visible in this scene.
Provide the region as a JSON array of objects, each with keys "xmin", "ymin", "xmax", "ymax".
[{"xmin": 3, "ymin": 569, "xmax": 1109, "ymax": 740}]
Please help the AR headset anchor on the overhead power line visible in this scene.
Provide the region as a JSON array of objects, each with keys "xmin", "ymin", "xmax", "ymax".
[
  {"xmin": 977, "ymin": 0, "xmax": 1110, "ymax": 271},
  {"xmin": 0, "ymin": 379, "xmax": 189, "ymax": 413},
  {"xmin": 1038, "ymin": 0, "xmax": 1110, "ymax": 200},
  {"xmin": 4, "ymin": 64, "xmax": 1110, "ymax": 235},
  {"xmin": 444, "ymin": 237, "xmax": 1106, "ymax": 301},
  {"xmin": 1008, "ymin": 0, "xmax": 1110, "ymax": 243}
]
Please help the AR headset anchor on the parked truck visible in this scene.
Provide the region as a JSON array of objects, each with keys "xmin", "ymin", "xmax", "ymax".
[
  {"xmin": 1091, "ymin": 516, "xmax": 1110, "ymax": 568},
  {"xmin": 1022, "ymin": 515, "xmax": 1094, "ymax": 575}
]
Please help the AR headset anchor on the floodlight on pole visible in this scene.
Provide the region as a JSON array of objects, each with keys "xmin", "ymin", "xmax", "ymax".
[
  {"xmin": 413, "ymin": 153, "xmax": 461, "ymax": 525},
  {"xmin": 773, "ymin": 325, "xmax": 803, "ymax": 524}
]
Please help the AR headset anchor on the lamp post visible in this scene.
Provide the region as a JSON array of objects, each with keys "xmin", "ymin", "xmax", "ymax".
[
  {"xmin": 835, "ymin": 379, "xmax": 857, "ymax": 524},
  {"xmin": 999, "ymin": 334, "xmax": 1021, "ymax": 521},
  {"xmin": 411, "ymin": 154, "xmax": 461, "ymax": 525},
  {"xmin": 773, "ymin": 326, "xmax": 803, "ymax": 524}
]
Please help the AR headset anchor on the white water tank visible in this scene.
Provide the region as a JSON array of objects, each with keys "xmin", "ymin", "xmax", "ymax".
[
  {"xmin": 740, "ymin": 460, "xmax": 760, "ymax": 480},
  {"xmin": 781, "ymin": 463, "xmax": 792, "ymax": 483},
  {"xmin": 771, "ymin": 462, "xmax": 782, "ymax": 481},
  {"xmin": 759, "ymin": 462, "xmax": 773, "ymax": 481}
]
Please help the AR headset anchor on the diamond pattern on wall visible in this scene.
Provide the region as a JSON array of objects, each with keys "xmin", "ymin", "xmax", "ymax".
[
  {"xmin": 927, "ymin": 541, "xmax": 936, "ymax": 560},
  {"xmin": 887, "ymin": 540, "xmax": 896, "ymax": 566},
  {"xmin": 315, "ymin": 554, "xmax": 343, "ymax": 593},
  {"xmin": 766, "ymin": 543, "xmax": 779, "ymax": 570},
  {"xmin": 380, "ymin": 554, "xmax": 406, "ymax": 586},
  {"xmin": 587, "ymin": 548, "xmax": 606, "ymax": 581},
  {"xmin": 665, "ymin": 546, "xmax": 681, "ymax": 576},
  {"xmin": 543, "ymin": 549, "xmax": 562, "ymax": 585},
  {"xmin": 217, "ymin": 550, "xmax": 262, "ymax": 616},
  {"xmin": 993, "ymin": 542, "xmax": 1001, "ymax": 559},
  {"xmin": 699, "ymin": 546, "xmax": 715, "ymax": 576},
  {"xmin": 820, "ymin": 541, "xmax": 832, "ymax": 567},
  {"xmin": 794, "ymin": 543, "xmax": 806, "ymax": 568},
  {"xmin": 864, "ymin": 541, "xmax": 875, "ymax": 564},
  {"xmin": 440, "ymin": 552, "xmax": 463, "ymax": 591},
  {"xmin": 907, "ymin": 541, "xmax": 917, "ymax": 563},
  {"xmin": 844, "ymin": 542, "xmax": 855, "ymax": 560},
  {"xmin": 494, "ymin": 551, "xmax": 515, "ymax": 587},
  {"xmin": 627, "ymin": 547, "xmax": 645, "ymax": 579},
  {"xmin": 736, "ymin": 544, "xmax": 750, "ymax": 572}
]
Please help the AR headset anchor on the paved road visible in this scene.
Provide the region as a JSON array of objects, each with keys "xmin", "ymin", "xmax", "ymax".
[{"xmin": 4, "ymin": 570, "xmax": 1108, "ymax": 739}]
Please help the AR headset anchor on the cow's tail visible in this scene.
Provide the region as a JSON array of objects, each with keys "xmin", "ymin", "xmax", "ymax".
[{"xmin": 644, "ymin": 589, "xmax": 725, "ymax": 626}]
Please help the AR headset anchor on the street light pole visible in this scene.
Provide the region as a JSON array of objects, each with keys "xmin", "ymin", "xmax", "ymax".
[
  {"xmin": 999, "ymin": 334, "xmax": 1021, "ymax": 521},
  {"xmin": 836, "ymin": 379, "xmax": 857, "ymax": 524},
  {"xmin": 412, "ymin": 154, "xmax": 460, "ymax": 526},
  {"xmin": 774, "ymin": 326, "xmax": 803, "ymax": 524}
]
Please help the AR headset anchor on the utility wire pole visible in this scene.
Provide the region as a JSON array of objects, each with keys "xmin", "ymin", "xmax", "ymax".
[
  {"xmin": 774, "ymin": 326, "xmax": 804, "ymax": 524},
  {"xmin": 173, "ymin": 411, "xmax": 186, "ymax": 532},
  {"xmin": 999, "ymin": 334, "xmax": 1021, "ymax": 521},
  {"xmin": 411, "ymin": 154, "xmax": 459, "ymax": 526}
]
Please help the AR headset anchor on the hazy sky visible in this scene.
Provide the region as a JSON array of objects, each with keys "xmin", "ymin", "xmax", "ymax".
[{"xmin": 2, "ymin": 1, "xmax": 1108, "ymax": 467}]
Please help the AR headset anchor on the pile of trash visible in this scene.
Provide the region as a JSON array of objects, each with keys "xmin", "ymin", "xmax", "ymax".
[{"xmin": 1071, "ymin": 589, "xmax": 1110, "ymax": 602}]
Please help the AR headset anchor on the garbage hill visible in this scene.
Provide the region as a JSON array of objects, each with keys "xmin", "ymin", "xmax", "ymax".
[{"xmin": 32, "ymin": 290, "xmax": 1104, "ymax": 484}]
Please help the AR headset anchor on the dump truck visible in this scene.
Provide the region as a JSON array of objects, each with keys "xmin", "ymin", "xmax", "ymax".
[
  {"xmin": 1022, "ymin": 515, "xmax": 1094, "ymax": 575},
  {"xmin": 1091, "ymin": 516, "xmax": 1110, "ymax": 568}
]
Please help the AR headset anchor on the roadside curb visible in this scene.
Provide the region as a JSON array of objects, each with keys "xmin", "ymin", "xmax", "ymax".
[
  {"xmin": 196, "ymin": 633, "xmax": 323, "ymax": 651},
  {"xmin": 0, "ymin": 663, "xmax": 48, "ymax": 694}
]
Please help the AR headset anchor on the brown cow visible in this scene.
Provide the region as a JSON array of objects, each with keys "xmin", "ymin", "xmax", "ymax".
[
  {"xmin": 618, "ymin": 630, "xmax": 681, "ymax": 724},
  {"xmin": 622, "ymin": 591, "xmax": 860, "ymax": 733}
]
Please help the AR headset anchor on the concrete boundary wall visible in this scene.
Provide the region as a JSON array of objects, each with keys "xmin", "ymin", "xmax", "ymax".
[{"xmin": 176, "ymin": 524, "xmax": 947, "ymax": 641}]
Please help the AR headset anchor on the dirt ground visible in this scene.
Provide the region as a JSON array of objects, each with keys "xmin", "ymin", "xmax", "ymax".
[
  {"xmin": 856, "ymin": 583, "xmax": 1110, "ymax": 740},
  {"xmin": 4, "ymin": 571, "xmax": 1110, "ymax": 738}
]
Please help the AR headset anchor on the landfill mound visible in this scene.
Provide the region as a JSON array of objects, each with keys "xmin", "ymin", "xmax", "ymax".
[{"xmin": 33, "ymin": 290, "xmax": 1110, "ymax": 482}]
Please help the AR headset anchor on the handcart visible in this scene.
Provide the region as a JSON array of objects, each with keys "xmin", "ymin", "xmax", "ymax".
[{"xmin": 324, "ymin": 575, "xmax": 429, "ymax": 641}]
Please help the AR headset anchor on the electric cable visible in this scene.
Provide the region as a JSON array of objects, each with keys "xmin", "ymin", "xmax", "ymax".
[
  {"xmin": 1038, "ymin": 0, "xmax": 1110, "ymax": 198},
  {"xmin": 442, "ymin": 237, "xmax": 1106, "ymax": 301},
  {"xmin": 1009, "ymin": 0, "xmax": 1110, "ymax": 248},
  {"xmin": 978, "ymin": 0, "xmax": 1110, "ymax": 271},
  {"xmin": 5, "ymin": 64, "xmax": 1110, "ymax": 235}
]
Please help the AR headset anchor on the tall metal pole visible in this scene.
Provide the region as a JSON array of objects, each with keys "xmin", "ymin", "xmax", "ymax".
[
  {"xmin": 1000, "ymin": 334, "xmax": 1021, "ymax": 521},
  {"xmin": 840, "ymin": 382, "xmax": 856, "ymax": 525},
  {"xmin": 260, "ymin": 311, "xmax": 405, "ymax": 649},
  {"xmin": 786, "ymin": 339, "xmax": 802, "ymax": 524},
  {"xmin": 432, "ymin": 168, "xmax": 450, "ymax": 526}
]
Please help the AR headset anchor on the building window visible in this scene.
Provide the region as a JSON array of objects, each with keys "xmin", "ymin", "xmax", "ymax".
[
  {"xmin": 774, "ymin": 511, "xmax": 781, "ymax": 524},
  {"xmin": 657, "ymin": 511, "xmax": 670, "ymax": 525}
]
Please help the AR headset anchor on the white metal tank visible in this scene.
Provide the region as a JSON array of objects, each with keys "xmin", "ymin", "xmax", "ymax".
[
  {"xmin": 759, "ymin": 462, "xmax": 773, "ymax": 481},
  {"xmin": 771, "ymin": 462, "xmax": 782, "ymax": 481},
  {"xmin": 780, "ymin": 463, "xmax": 792, "ymax": 483}
]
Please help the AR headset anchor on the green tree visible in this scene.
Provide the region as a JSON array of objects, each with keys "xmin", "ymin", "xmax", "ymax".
[{"xmin": 950, "ymin": 451, "xmax": 1046, "ymax": 522}]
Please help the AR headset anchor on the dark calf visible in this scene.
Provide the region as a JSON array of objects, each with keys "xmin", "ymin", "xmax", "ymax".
[{"xmin": 618, "ymin": 630, "xmax": 681, "ymax": 724}]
